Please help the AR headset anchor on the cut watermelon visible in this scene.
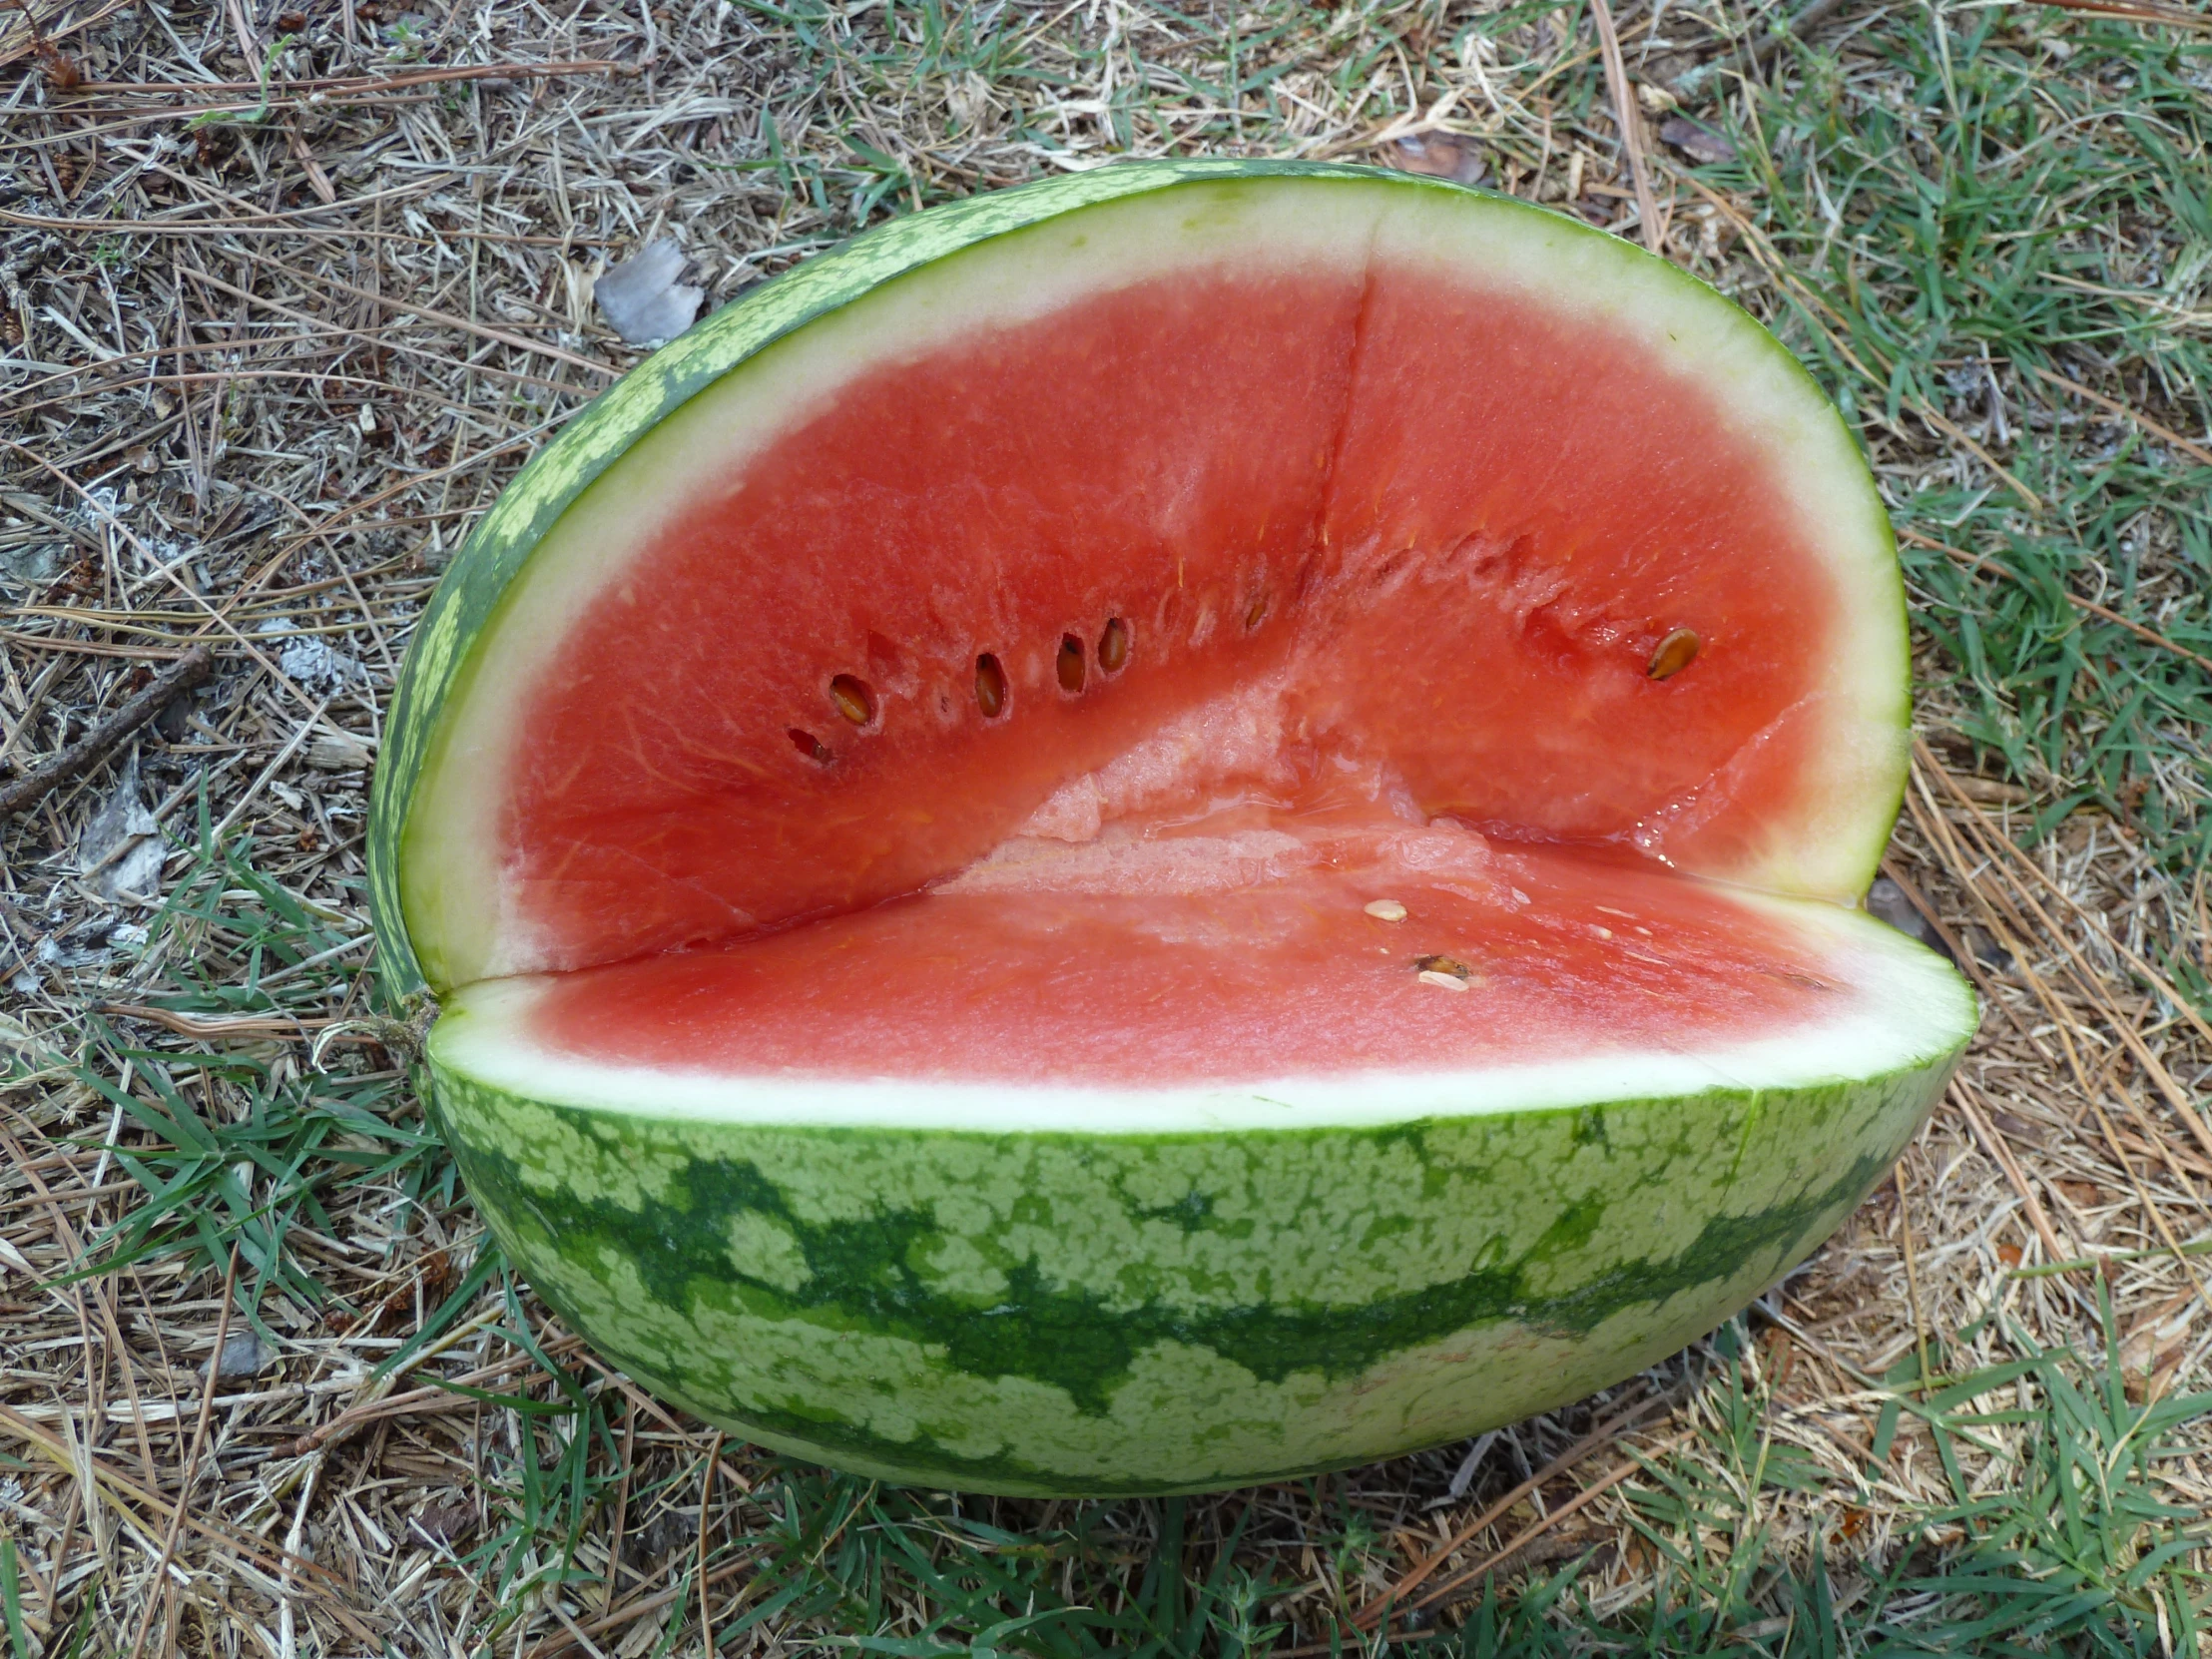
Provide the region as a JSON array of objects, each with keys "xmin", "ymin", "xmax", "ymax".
[{"xmin": 371, "ymin": 159, "xmax": 1975, "ymax": 1496}]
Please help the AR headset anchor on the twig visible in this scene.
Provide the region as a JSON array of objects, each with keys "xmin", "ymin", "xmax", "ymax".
[
  {"xmin": 1354, "ymin": 1381, "xmax": 1687, "ymax": 1626},
  {"xmin": 2026, "ymin": 0, "xmax": 2212, "ymax": 30},
  {"xmin": 1948, "ymin": 1083, "xmax": 2072, "ymax": 1270},
  {"xmin": 697, "ymin": 1429, "xmax": 725, "ymax": 1658},
  {"xmin": 2020, "ymin": 361, "xmax": 2212, "ymax": 471},
  {"xmin": 603, "ymin": 1396, "xmax": 637, "ymax": 1618},
  {"xmin": 521, "ymin": 1551, "xmax": 760, "ymax": 1659},
  {"xmin": 1409, "ymin": 1434, "xmax": 1686, "ymax": 1612},
  {"xmin": 1589, "ymin": 0, "xmax": 1663, "ymax": 255},
  {"xmin": 0, "ymin": 645, "xmax": 212, "ymax": 819},
  {"xmin": 1897, "ymin": 1156, "xmax": 1935, "ymax": 1391},
  {"xmin": 272, "ymin": 1331, "xmax": 590, "ymax": 1456},
  {"xmin": 74, "ymin": 56, "xmax": 621, "ymax": 96},
  {"xmin": 121, "ymin": 1247, "xmax": 240, "ymax": 1659},
  {"xmin": 185, "ymin": 257, "xmax": 612, "ymax": 380},
  {"xmin": 1305, "ymin": 1430, "xmax": 1689, "ymax": 1654}
]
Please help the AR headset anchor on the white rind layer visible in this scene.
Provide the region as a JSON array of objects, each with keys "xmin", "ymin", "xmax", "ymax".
[{"xmin": 430, "ymin": 892, "xmax": 1974, "ymax": 1134}]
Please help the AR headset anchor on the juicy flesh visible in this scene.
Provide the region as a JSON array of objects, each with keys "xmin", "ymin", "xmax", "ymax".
[
  {"xmin": 455, "ymin": 261, "xmax": 1865, "ymax": 1081},
  {"xmin": 490, "ymin": 267, "xmax": 1839, "ymax": 977},
  {"xmin": 531, "ymin": 816, "xmax": 1839, "ymax": 1085}
]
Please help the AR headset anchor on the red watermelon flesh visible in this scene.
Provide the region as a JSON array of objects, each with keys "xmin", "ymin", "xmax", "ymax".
[
  {"xmin": 523, "ymin": 821, "xmax": 1838, "ymax": 1085},
  {"xmin": 461, "ymin": 266, "xmax": 1846, "ymax": 1004}
]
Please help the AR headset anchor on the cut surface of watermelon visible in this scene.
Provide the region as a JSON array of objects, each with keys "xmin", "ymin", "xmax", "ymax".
[
  {"xmin": 372, "ymin": 160, "xmax": 1973, "ymax": 1496},
  {"xmin": 388, "ymin": 168, "xmax": 1906, "ymax": 993},
  {"xmin": 443, "ymin": 830, "xmax": 1950, "ymax": 1108}
]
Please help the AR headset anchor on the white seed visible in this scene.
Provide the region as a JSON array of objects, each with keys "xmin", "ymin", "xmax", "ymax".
[
  {"xmin": 1593, "ymin": 925, "xmax": 1614, "ymax": 939},
  {"xmin": 1417, "ymin": 969, "xmax": 1470, "ymax": 992},
  {"xmin": 1365, "ymin": 899, "xmax": 1408, "ymax": 922}
]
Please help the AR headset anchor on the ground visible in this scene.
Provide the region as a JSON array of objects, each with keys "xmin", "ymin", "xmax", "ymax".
[{"xmin": 2, "ymin": 0, "xmax": 2209, "ymax": 1652}]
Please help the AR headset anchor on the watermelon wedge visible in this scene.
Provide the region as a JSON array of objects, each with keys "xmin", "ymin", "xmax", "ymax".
[{"xmin": 371, "ymin": 159, "xmax": 1975, "ymax": 1496}]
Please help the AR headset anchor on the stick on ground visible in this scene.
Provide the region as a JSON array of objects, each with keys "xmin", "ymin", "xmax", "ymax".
[{"xmin": 0, "ymin": 644, "xmax": 213, "ymax": 820}]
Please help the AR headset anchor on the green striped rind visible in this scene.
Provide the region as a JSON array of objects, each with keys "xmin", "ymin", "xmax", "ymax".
[
  {"xmin": 426, "ymin": 1046, "xmax": 1960, "ymax": 1496},
  {"xmin": 366, "ymin": 157, "xmax": 1897, "ymax": 1004}
]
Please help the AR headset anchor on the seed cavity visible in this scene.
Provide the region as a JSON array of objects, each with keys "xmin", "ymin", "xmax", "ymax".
[
  {"xmin": 1648, "ymin": 628, "xmax": 1701, "ymax": 680},
  {"xmin": 1414, "ymin": 953, "xmax": 1471, "ymax": 985},
  {"xmin": 974, "ymin": 654, "xmax": 1008, "ymax": 719},
  {"xmin": 829, "ymin": 674, "xmax": 875, "ymax": 726},
  {"xmin": 1365, "ymin": 899, "xmax": 1408, "ymax": 922},
  {"xmin": 789, "ymin": 728, "xmax": 831, "ymax": 764},
  {"xmin": 1097, "ymin": 617, "xmax": 1130, "ymax": 674},
  {"xmin": 1056, "ymin": 634, "xmax": 1086, "ymax": 694}
]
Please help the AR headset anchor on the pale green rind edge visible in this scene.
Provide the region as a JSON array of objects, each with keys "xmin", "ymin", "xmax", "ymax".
[{"xmin": 366, "ymin": 157, "xmax": 1902, "ymax": 1006}]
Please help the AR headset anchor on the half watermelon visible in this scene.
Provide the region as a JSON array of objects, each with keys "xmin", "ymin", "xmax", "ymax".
[{"xmin": 371, "ymin": 159, "xmax": 1975, "ymax": 1496}]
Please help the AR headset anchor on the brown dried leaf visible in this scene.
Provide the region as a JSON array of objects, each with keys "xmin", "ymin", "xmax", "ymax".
[
  {"xmin": 1388, "ymin": 133, "xmax": 1488, "ymax": 187},
  {"xmin": 1659, "ymin": 116, "xmax": 1737, "ymax": 165}
]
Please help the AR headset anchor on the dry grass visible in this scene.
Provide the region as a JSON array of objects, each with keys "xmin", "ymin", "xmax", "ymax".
[{"xmin": 4, "ymin": 0, "xmax": 2210, "ymax": 1651}]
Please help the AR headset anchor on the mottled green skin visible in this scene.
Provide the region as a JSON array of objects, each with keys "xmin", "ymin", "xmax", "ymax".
[
  {"xmin": 366, "ymin": 156, "xmax": 1902, "ymax": 1006},
  {"xmin": 427, "ymin": 1050, "xmax": 1959, "ymax": 1495}
]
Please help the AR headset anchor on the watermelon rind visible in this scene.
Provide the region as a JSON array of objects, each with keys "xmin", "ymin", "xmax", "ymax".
[
  {"xmin": 365, "ymin": 161, "xmax": 1966, "ymax": 1496},
  {"xmin": 426, "ymin": 895, "xmax": 1970, "ymax": 1497},
  {"xmin": 369, "ymin": 159, "xmax": 1909, "ymax": 1002}
]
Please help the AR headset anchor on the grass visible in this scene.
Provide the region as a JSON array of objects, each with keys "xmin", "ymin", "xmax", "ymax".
[{"xmin": 2, "ymin": 0, "xmax": 2209, "ymax": 1650}]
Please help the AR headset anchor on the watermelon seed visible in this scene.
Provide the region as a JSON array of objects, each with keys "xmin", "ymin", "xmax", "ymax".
[
  {"xmin": 1098, "ymin": 617, "xmax": 1130, "ymax": 674},
  {"xmin": 974, "ymin": 654, "xmax": 1007, "ymax": 719},
  {"xmin": 788, "ymin": 728, "xmax": 831, "ymax": 764},
  {"xmin": 829, "ymin": 674, "xmax": 875, "ymax": 726},
  {"xmin": 1414, "ymin": 953, "xmax": 1471, "ymax": 983},
  {"xmin": 1648, "ymin": 628, "xmax": 1701, "ymax": 680},
  {"xmin": 1245, "ymin": 592, "xmax": 1269, "ymax": 631},
  {"xmin": 1056, "ymin": 635, "xmax": 1086, "ymax": 694},
  {"xmin": 1417, "ymin": 968, "xmax": 1471, "ymax": 993},
  {"xmin": 1365, "ymin": 899, "xmax": 1407, "ymax": 921}
]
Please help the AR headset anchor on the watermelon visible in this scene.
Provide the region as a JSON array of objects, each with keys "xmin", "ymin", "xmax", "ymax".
[{"xmin": 370, "ymin": 159, "xmax": 1975, "ymax": 1496}]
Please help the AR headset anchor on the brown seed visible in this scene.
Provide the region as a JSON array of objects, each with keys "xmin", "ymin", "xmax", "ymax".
[
  {"xmin": 1097, "ymin": 617, "xmax": 1130, "ymax": 673},
  {"xmin": 788, "ymin": 728, "xmax": 831, "ymax": 764},
  {"xmin": 1056, "ymin": 634, "xmax": 1086, "ymax": 694},
  {"xmin": 1245, "ymin": 592, "xmax": 1270, "ymax": 631},
  {"xmin": 974, "ymin": 654, "xmax": 1007, "ymax": 719},
  {"xmin": 1648, "ymin": 628, "xmax": 1701, "ymax": 680},
  {"xmin": 829, "ymin": 674, "xmax": 875, "ymax": 726},
  {"xmin": 1413, "ymin": 953, "xmax": 1471, "ymax": 979}
]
